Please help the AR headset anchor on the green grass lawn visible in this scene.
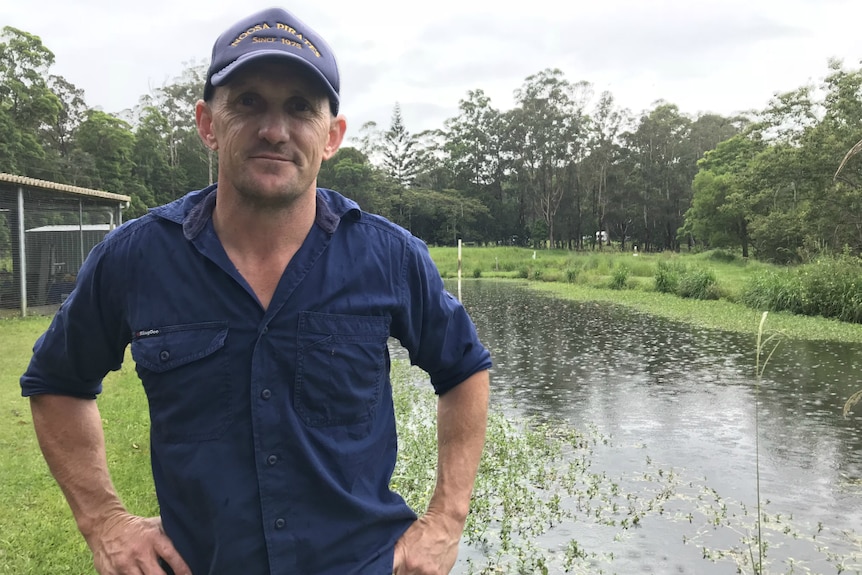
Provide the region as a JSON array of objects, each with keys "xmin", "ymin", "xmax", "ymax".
[
  {"xmin": 0, "ymin": 317, "xmax": 156, "ymax": 574},
  {"xmin": 429, "ymin": 246, "xmax": 765, "ymax": 297}
]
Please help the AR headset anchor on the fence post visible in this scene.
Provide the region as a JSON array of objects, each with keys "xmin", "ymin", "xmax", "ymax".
[
  {"xmin": 17, "ymin": 185, "xmax": 26, "ymax": 317},
  {"xmin": 457, "ymin": 239, "xmax": 462, "ymax": 302}
]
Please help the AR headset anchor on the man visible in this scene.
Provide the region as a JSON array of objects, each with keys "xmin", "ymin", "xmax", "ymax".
[{"xmin": 20, "ymin": 7, "xmax": 491, "ymax": 575}]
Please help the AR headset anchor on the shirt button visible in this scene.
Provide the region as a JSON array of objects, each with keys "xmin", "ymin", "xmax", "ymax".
[
  {"xmin": 159, "ymin": 350, "xmax": 170, "ymax": 362},
  {"xmin": 262, "ymin": 326, "xmax": 269, "ymax": 334},
  {"xmin": 275, "ymin": 518, "xmax": 285, "ymax": 529},
  {"xmin": 261, "ymin": 389, "xmax": 272, "ymax": 400},
  {"xmin": 267, "ymin": 454, "xmax": 278, "ymax": 466}
]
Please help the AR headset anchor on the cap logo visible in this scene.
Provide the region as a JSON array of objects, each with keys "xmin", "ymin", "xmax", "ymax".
[{"xmin": 229, "ymin": 21, "xmax": 321, "ymax": 57}]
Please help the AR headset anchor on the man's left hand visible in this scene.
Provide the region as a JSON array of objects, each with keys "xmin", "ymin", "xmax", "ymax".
[{"xmin": 392, "ymin": 511, "xmax": 462, "ymax": 575}]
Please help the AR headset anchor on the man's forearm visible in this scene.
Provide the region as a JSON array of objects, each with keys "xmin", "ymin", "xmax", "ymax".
[
  {"xmin": 30, "ymin": 394, "xmax": 126, "ymax": 540},
  {"xmin": 427, "ymin": 369, "xmax": 490, "ymax": 524}
]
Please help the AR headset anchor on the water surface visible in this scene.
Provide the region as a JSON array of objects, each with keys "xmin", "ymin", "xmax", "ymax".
[{"xmin": 404, "ymin": 280, "xmax": 862, "ymax": 573}]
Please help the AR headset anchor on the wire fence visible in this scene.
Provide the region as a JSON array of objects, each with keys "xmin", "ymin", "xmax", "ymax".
[{"xmin": 1, "ymin": 185, "xmax": 124, "ymax": 316}]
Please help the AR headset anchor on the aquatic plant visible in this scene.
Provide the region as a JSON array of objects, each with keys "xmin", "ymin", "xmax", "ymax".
[
  {"xmin": 753, "ymin": 312, "xmax": 782, "ymax": 573},
  {"xmin": 389, "ymin": 341, "xmax": 862, "ymax": 574}
]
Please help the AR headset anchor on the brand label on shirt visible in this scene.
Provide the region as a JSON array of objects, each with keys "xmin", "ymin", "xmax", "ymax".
[{"xmin": 134, "ymin": 329, "xmax": 161, "ymax": 338}]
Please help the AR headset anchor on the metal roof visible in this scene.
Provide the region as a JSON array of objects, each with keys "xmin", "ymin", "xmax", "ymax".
[
  {"xmin": 0, "ymin": 173, "xmax": 131, "ymax": 203},
  {"xmin": 26, "ymin": 224, "xmax": 113, "ymax": 233}
]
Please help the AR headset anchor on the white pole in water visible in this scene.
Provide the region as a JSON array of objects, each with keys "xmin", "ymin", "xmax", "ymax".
[{"xmin": 457, "ymin": 239, "xmax": 462, "ymax": 302}]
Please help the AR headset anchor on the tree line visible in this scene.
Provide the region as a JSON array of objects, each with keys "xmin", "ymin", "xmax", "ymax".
[{"xmin": 2, "ymin": 25, "xmax": 861, "ymax": 263}]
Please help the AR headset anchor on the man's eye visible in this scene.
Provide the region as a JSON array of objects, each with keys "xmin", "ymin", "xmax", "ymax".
[
  {"xmin": 290, "ymin": 100, "xmax": 311, "ymax": 113},
  {"xmin": 238, "ymin": 95, "xmax": 258, "ymax": 107}
]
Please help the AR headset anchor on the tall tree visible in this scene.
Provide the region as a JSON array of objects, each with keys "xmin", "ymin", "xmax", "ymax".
[
  {"xmin": 382, "ymin": 103, "xmax": 420, "ymax": 188},
  {"xmin": 624, "ymin": 102, "xmax": 692, "ymax": 251},
  {"xmin": 508, "ymin": 69, "xmax": 589, "ymax": 247},
  {"xmin": 318, "ymin": 147, "xmax": 387, "ymax": 213},
  {"xmin": 682, "ymin": 133, "xmax": 764, "ymax": 256},
  {"xmin": 442, "ymin": 89, "xmax": 509, "ymax": 242},
  {"xmin": 75, "ymin": 110, "xmax": 152, "ymax": 214},
  {"xmin": 0, "ymin": 26, "xmax": 61, "ymax": 177},
  {"xmin": 579, "ymin": 91, "xmax": 629, "ymax": 248},
  {"xmin": 134, "ymin": 61, "xmax": 210, "ymax": 196}
]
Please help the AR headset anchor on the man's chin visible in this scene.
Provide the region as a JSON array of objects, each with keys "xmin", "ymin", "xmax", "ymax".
[{"xmin": 235, "ymin": 181, "xmax": 309, "ymax": 210}]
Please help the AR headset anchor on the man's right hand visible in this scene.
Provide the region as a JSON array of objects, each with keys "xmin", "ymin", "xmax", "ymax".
[{"xmin": 87, "ymin": 513, "xmax": 191, "ymax": 575}]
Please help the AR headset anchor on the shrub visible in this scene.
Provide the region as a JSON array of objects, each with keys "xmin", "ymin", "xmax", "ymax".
[
  {"xmin": 540, "ymin": 270, "xmax": 561, "ymax": 282},
  {"xmin": 677, "ymin": 268, "xmax": 720, "ymax": 300},
  {"xmin": 608, "ymin": 265, "xmax": 629, "ymax": 290},
  {"xmin": 799, "ymin": 257, "xmax": 862, "ymax": 323},
  {"xmin": 565, "ymin": 268, "xmax": 578, "ymax": 283},
  {"xmin": 654, "ymin": 261, "xmax": 684, "ymax": 294},
  {"xmin": 472, "ymin": 267, "xmax": 482, "ymax": 279},
  {"xmin": 627, "ymin": 260, "xmax": 654, "ymax": 277},
  {"xmin": 741, "ymin": 270, "xmax": 805, "ymax": 314},
  {"xmin": 517, "ymin": 267, "xmax": 529, "ymax": 279},
  {"xmin": 741, "ymin": 257, "xmax": 862, "ymax": 323}
]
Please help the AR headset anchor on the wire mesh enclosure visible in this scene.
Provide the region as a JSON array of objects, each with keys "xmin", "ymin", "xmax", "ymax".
[{"xmin": 0, "ymin": 174, "xmax": 130, "ymax": 317}]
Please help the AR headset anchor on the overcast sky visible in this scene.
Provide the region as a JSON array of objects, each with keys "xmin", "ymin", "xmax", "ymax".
[{"xmin": 2, "ymin": 0, "xmax": 861, "ymax": 141}]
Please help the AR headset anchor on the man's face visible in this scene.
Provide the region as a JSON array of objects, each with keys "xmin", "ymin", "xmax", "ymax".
[{"xmin": 196, "ymin": 61, "xmax": 345, "ymax": 209}]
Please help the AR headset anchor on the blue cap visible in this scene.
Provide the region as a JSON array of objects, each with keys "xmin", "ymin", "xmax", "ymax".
[{"xmin": 204, "ymin": 7, "xmax": 340, "ymax": 114}]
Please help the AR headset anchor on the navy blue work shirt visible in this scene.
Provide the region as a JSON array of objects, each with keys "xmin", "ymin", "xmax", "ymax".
[{"xmin": 20, "ymin": 185, "xmax": 492, "ymax": 575}]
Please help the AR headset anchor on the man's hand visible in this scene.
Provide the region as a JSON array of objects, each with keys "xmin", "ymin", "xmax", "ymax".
[
  {"xmin": 393, "ymin": 370, "xmax": 490, "ymax": 575},
  {"xmin": 392, "ymin": 511, "xmax": 462, "ymax": 575},
  {"xmin": 87, "ymin": 513, "xmax": 191, "ymax": 575}
]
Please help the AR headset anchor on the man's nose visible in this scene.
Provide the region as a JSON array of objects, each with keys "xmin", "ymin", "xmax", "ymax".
[{"xmin": 258, "ymin": 111, "xmax": 290, "ymax": 144}]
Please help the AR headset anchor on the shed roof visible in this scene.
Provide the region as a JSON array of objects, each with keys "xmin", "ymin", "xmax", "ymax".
[
  {"xmin": 0, "ymin": 173, "xmax": 131, "ymax": 203},
  {"xmin": 26, "ymin": 224, "xmax": 113, "ymax": 233}
]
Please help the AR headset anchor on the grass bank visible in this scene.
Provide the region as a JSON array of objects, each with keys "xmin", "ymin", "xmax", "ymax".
[{"xmin": 428, "ymin": 246, "xmax": 862, "ymax": 343}]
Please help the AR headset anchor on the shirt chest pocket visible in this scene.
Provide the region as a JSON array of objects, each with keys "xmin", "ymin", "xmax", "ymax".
[
  {"xmin": 295, "ymin": 312, "xmax": 390, "ymax": 427},
  {"xmin": 131, "ymin": 322, "xmax": 231, "ymax": 443}
]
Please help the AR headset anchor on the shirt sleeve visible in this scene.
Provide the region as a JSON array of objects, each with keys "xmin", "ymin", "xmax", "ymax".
[
  {"xmin": 393, "ymin": 235, "xmax": 492, "ymax": 395},
  {"xmin": 20, "ymin": 236, "xmax": 131, "ymax": 399}
]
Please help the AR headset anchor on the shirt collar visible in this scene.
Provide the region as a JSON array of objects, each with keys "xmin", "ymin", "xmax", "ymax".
[{"xmin": 148, "ymin": 185, "xmax": 361, "ymax": 241}]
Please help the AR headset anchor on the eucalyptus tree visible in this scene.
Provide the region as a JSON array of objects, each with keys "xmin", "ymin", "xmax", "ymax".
[
  {"xmin": 577, "ymin": 91, "xmax": 629, "ymax": 248},
  {"xmin": 507, "ymin": 69, "xmax": 590, "ymax": 247},
  {"xmin": 44, "ymin": 75, "xmax": 87, "ymax": 163},
  {"xmin": 442, "ymin": 89, "xmax": 510, "ymax": 242},
  {"xmin": 136, "ymin": 62, "xmax": 211, "ymax": 195},
  {"xmin": 623, "ymin": 102, "xmax": 692, "ymax": 251},
  {"xmin": 443, "ymin": 90, "xmax": 501, "ymax": 194}
]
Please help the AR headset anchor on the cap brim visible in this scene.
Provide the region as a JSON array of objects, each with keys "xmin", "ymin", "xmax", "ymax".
[{"xmin": 210, "ymin": 49, "xmax": 339, "ymax": 110}]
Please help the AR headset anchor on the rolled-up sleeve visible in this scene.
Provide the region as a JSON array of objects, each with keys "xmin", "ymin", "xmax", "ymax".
[
  {"xmin": 20, "ymin": 237, "xmax": 130, "ymax": 399},
  {"xmin": 393, "ymin": 236, "xmax": 491, "ymax": 395}
]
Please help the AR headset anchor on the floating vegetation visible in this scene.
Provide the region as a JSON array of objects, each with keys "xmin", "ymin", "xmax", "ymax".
[{"xmin": 390, "ymin": 361, "xmax": 862, "ymax": 574}]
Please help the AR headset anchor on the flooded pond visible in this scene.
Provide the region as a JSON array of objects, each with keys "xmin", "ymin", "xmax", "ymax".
[{"xmin": 401, "ymin": 280, "xmax": 862, "ymax": 574}]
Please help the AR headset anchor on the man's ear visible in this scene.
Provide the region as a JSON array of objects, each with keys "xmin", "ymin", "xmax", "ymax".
[
  {"xmin": 196, "ymin": 100, "xmax": 218, "ymax": 151},
  {"xmin": 323, "ymin": 115, "xmax": 347, "ymax": 161}
]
